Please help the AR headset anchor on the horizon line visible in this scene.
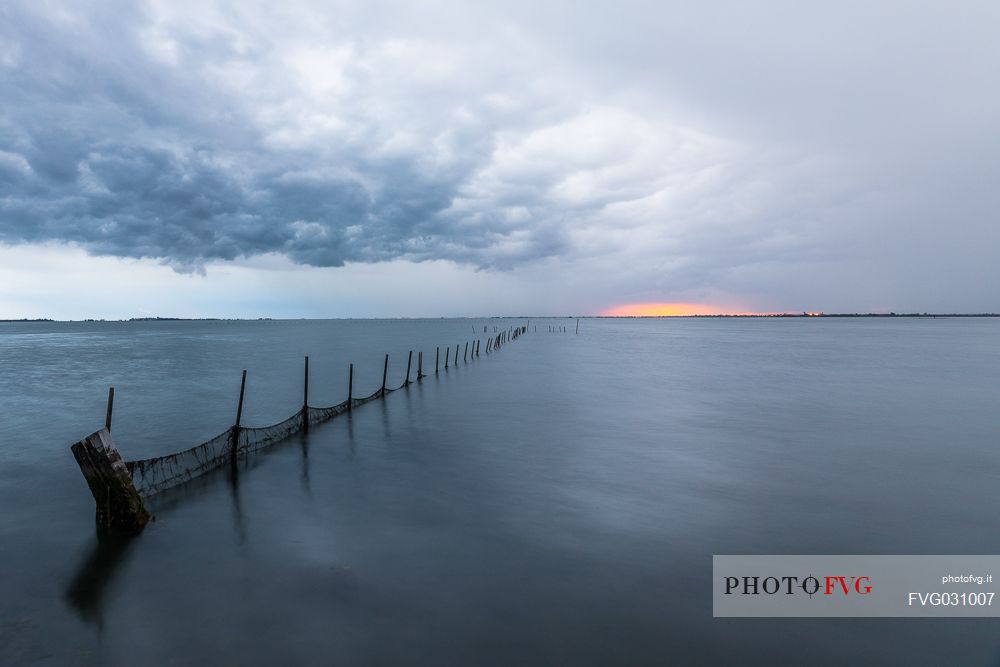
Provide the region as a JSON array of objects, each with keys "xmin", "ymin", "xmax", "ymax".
[{"xmin": 3, "ymin": 312, "xmax": 1000, "ymax": 323}]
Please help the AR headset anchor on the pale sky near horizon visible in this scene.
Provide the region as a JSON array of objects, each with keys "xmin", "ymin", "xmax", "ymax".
[{"xmin": 1, "ymin": 1, "xmax": 998, "ymax": 318}]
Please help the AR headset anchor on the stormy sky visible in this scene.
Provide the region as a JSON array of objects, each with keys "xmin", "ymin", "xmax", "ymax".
[{"xmin": 1, "ymin": 0, "xmax": 998, "ymax": 318}]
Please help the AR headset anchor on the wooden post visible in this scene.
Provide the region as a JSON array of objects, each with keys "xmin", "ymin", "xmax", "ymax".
[
  {"xmin": 455, "ymin": 344, "xmax": 459, "ymax": 362},
  {"xmin": 302, "ymin": 356, "xmax": 310, "ymax": 432},
  {"xmin": 70, "ymin": 428, "xmax": 150, "ymax": 534},
  {"xmin": 576, "ymin": 318, "xmax": 579, "ymax": 334},
  {"xmin": 303, "ymin": 356, "xmax": 309, "ymax": 407},
  {"xmin": 235, "ymin": 370, "xmax": 247, "ymax": 427},
  {"xmin": 464, "ymin": 341, "xmax": 468, "ymax": 362},
  {"xmin": 445, "ymin": 346, "xmax": 450, "ymax": 368},
  {"xmin": 104, "ymin": 387, "xmax": 114, "ymax": 432},
  {"xmin": 381, "ymin": 354, "xmax": 389, "ymax": 395},
  {"xmin": 348, "ymin": 363, "xmax": 354, "ymax": 409},
  {"xmin": 405, "ymin": 350, "xmax": 412, "ymax": 385},
  {"xmin": 231, "ymin": 369, "xmax": 247, "ymax": 460},
  {"xmin": 418, "ymin": 351, "xmax": 423, "ymax": 378},
  {"xmin": 435, "ymin": 347, "xmax": 440, "ymax": 373}
]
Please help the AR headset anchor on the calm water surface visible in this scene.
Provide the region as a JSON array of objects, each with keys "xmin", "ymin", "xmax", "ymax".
[{"xmin": 1, "ymin": 317, "xmax": 999, "ymax": 665}]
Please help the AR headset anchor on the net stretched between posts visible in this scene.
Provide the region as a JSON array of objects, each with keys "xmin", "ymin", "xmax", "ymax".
[
  {"xmin": 126, "ymin": 389, "xmax": 386, "ymax": 496},
  {"xmin": 123, "ymin": 326, "xmax": 527, "ymax": 497}
]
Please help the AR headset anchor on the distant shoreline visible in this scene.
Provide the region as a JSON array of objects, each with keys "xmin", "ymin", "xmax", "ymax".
[{"xmin": 1, "ymin": 313, "xmax": 998, "ymax": 323}]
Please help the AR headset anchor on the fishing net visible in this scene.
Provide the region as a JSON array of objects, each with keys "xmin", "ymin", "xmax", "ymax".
[
  {"xmin": 122, "ymin": 328, "xmax": 528, "ymax": 498},
  {"xmin": 127, "ymin": 428, "xmax": 232, "ymax": 497},
  {"xmin": 126, "ymin": 389, "xmax": 390, "ymax": 497},
  {"xmin": 237, "ymin": 411, "xmax": 303, "ymax": 453}
]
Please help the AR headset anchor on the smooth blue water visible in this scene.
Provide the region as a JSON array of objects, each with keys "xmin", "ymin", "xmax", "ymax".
[{"xmin": 1, "ymin": 317, "xmax": 999, "ymax": 665}]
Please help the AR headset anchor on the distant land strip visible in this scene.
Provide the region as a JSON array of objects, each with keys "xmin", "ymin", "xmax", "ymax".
[{"xmin": 2, "ymin": 313, "xmax": 999, "ymax": 323}]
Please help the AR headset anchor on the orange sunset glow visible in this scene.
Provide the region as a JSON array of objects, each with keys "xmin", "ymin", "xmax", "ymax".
[{"xmin": 602, "ymin": 302, "xmax": 757, "ymax": 317}]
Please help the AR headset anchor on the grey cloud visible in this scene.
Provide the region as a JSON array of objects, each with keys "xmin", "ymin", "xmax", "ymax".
[
  {"xmin": 1, "ymin": 0, "xmax": 999, "ymax": 313},
  {"xmin": 0, "ymin": 1, "xmax": 546, "ymax": 270}
]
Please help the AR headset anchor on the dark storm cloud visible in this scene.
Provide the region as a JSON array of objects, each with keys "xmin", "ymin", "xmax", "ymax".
[
  {"xmin": 1, "ymin": 0, "xmax": 999, "ymax": 312},
  {"xmin": 0, "ymin": 1, "xmax": 544, "ymax": 270}
]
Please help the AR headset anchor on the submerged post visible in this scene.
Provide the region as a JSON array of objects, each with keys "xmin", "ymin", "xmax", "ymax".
[
  {"xmin": 418, "ymin": 351, "xmax": 423, "ymax": 379},
  {"xmin": 70, "ymin": 428, "xmax": 150, "ymax": 535},
  {"xmin": 348, "ymin": 363, "xmax": 354, "ymax": 409},
  {"xmin": 435, "ymin": 347, "xmax": 440, "ymax": 373},
  {"xmin": 381, "ymin": 354, "xmax": 389, "ymax": 395},
  {"xmin": 464, "ymin": 341, "xmax": 468, "ymax": 362},
  {"xmin": 576, "ymin": 319, "xmax": 579, "ymax": 334},
  {"xmin": 104, "ymin": 387, "xmax": 114, "ymax": 432},
  {"xmin": 445, "ymin": 346, "xmax": 450, "ymax": 368},
  {"xmin": 405, "ymin": 350, "xmax": 413, "ymax": 385}
]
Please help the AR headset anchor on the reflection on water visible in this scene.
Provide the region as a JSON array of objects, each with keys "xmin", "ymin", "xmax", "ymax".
[
  {"xmin": 64, "ymin": 527, "xmax": 137, "ymax": 632},
  {"xmin": 299, "ymin": 438, "xmax": 311, "ymax": 496},
  {"xmin": 227, "ymin": 461, "xmax": 247, "ymax": 546}
]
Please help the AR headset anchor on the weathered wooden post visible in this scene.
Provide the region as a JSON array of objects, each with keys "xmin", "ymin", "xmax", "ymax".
[
  {"xmin": 455, "ymin": 344, "xmax": 460, "ymax": 362},
  {"xmin": 405, "ymin": 350, "xmax": 412, "ymax": 385},
  {"xmin": 435, "ymin": 346, "xmax": 440, "ymax": 373},
  {"xmin": 105, "ymin": 387, "xmax": 114, "ymax": 431},
  {"xmin": 418, "ymin": 351, "xmax": 423, "ymax": 379},
  {"xmin": 70, "ymin": 427, "xmax": 150, "ymax": 535},
  {"xmin": 347, "ymin": 363, "xmax": 354, "ymax": 409},
  {"xmin": 445, "ymin": 346, "xmax": 450, "ymax": 368},
  {"xmin": 381, "ymin": 354, "xmax": 389, "ymax": 396},
  {"xmin": 302, "ymin": 356, "xmax": 310, "ymax": 432},
  {"xmin": 576, "ymin": 319, "xmax": 579, "ymax": 334},
  {"xmin": 464, "ymin": 341, "xmax": 468, "ymax": 362}
]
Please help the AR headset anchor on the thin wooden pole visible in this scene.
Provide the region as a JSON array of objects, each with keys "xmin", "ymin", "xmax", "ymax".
[
  {"xmin": 418, "ymin": 351, "xmax": 423, "ymax": 378},
  {"xmin": 445, "ymin": 346, "xmax": 450, "ymax": 367},
  {"xmin": 235, "ymin": 370, "xmax": 247, "ymax": 428},
  {"xmin": 405, "ymin": 350, "xmax": 412, "ymax": 385},
  {"xmin": 303, "ymin": 356, "xmax": 310, "ymax": 407},
  {"xmin": 104, "ymin": 386, "xmax": 115, "ymax": 432},
  {"xmin": 435, "ymin": 347, "xmax": 440, "ymax": 373},
  {"xmin": 464, "ymin": 341, "xmax": 468, "ymax": 362},
  {"xmin": 302, "ymin": 355, "xmax": 310, "ymax": 431},
  {"xmin": 576, "ymin": 319, "xmax": 579, "ymax": 334},
  {"xmin": 381, "ymin": 354, "xmax": 389, "ymax": 395},
  {"xmin": 455, "ymin": 344, "xmax": 460, "ymax": 363},
  {"xmin": 232, "ymin": 369, "xmax": 247, "ymax": 460},
  {"xmin": 348, "ymin": 363, "xmax": 353, "ymax": 409}
]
